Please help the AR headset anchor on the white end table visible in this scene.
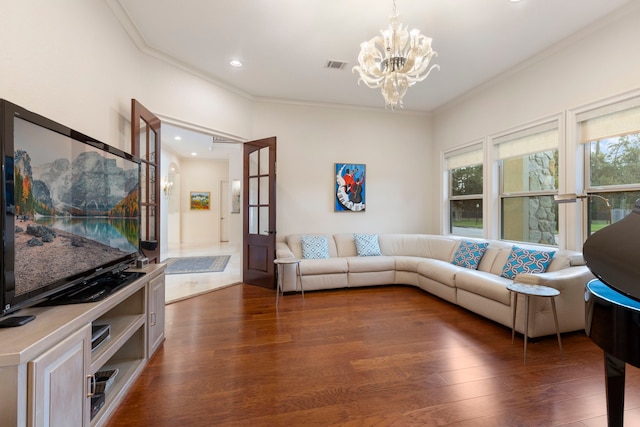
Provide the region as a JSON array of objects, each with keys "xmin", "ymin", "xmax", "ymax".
[
  {"xmin": 274, "ymin": 258, "xmax": 303, "ymax": 307},
  {"xmin": 507, "ymin": 282, "xmax": 563, "ymax": 364}
]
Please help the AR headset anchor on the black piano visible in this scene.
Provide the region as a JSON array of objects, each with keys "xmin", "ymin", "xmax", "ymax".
[{"xmin": 584, "ymin": 199, "xmax": 640, "ymax": 427}]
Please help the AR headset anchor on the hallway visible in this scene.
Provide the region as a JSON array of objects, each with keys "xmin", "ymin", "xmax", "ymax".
[{"xmin": 163, "ymin": 241, "xmax": 242, "ymax": 303}]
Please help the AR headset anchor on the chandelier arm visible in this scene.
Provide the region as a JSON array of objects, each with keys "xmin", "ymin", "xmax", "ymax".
[{"xmin": 353, "ymin": 0, "xmax": 439, "ymax": 109}]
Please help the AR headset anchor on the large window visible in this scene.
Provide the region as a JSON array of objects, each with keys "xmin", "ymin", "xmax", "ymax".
[
  {"xmin": 496, "ymin": 122, "xmax": 559, "ymax": 245},
  {"xmin": 446, "ymin": 146, "xmax": 483, "ymax": 237},
  {"xmin": 578, "ymin": 99, "xmax": 640, "ymax": 235}
]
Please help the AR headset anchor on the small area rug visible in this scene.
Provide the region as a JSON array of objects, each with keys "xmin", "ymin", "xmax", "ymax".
[{"xmin": 165, "ymin": 256, "xmax": 231, "ymax": 275}]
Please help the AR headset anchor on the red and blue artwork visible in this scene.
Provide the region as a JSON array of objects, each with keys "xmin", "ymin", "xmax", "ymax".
[{"xmin": 335, "ymin": 163, "xmax": 366, "ymax": 212}]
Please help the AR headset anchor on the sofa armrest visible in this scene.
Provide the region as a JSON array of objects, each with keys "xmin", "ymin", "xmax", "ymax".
[
  {"xmin": 514, "ymin": 266, "xmax": 595, "ymax": 292},
  {"xmin": 514, "ymin": 266, "xmax": 595, "ymax": 333},
  {"xmin": 276, "ymin": 242, "xmax": 296, "ymax": 260}
]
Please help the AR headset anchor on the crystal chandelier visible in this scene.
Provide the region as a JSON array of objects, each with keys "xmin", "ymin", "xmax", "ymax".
[{"xmin": 352, "ymin": 0, "xmax": 439, "ymax": 110}]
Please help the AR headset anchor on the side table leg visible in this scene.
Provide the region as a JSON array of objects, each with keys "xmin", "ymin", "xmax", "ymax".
[
  {"xmin": 276, "ymin": 264, "xmax": 282, "ymax": 308},
  {"xmin": 524, "ymin": 295, "xmax": 530, "ymax": 364},
  {"xmin": 511, "ymin": 292, "xmax": 517, "ymax": 344},
  {"xmin": 550, "ymin": 297, "xmax": 562, "ymax": 358},
  {"xmin": 297, "ymin": 262, "xmax": 304, "ymax": 299}
]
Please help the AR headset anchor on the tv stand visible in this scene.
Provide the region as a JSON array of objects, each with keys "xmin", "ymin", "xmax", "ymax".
[
  {"xmin": 0, "ymin": 263, "xmax": 165, "ymax": 427},
  {"xmin": 42, "ymin": 271, "xmax": 144, "ymax": 305}
]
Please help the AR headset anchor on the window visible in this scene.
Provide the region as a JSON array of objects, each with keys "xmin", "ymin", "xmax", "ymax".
[
  {"xmin": 496, "ymin": 121, "xmax": 559, "ymax": 245},
  {"xmin": 446, "ymin": 145, "xmax": 483, "ymax": 237},
  {"xmin": 578, "ymin": 98, "xmax": 640, "ymax": 235}
]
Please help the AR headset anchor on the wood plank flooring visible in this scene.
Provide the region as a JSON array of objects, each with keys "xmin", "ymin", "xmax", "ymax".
[{"xmin": 106, "ymin": 284, "xmax": 640, "ymax": 426}]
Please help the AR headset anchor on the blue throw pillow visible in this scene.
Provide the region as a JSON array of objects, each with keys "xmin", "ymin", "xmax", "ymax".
[
  {"xmin": 451, "ymin": 240, "xmax": 488, "ymax": 270},
  {"xmin": 354, "ymin": 233, "xmax": 382, "ymax": 256},
  {"xmin": 301, "ymin": 235, "xmax": 330, "ymax": 259},
  {"xmin": 500, "ymin": 246, "xmax": 556, "ymax": 279}
]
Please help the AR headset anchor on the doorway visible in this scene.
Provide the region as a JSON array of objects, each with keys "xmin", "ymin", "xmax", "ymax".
[{"xmin": 160, "ymin": 123, "xmax": 243, "ymax": 302}]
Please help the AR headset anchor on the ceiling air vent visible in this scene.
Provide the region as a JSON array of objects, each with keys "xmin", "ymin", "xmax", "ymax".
[{"xmin": 326, "ymin": 60, "xmax": 348, "ymax": 70}]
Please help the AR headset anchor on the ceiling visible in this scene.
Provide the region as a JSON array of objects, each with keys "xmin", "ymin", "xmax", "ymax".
[{"xmin": 109, "ymin": 0, "xmax": 635, "ymax": 157}]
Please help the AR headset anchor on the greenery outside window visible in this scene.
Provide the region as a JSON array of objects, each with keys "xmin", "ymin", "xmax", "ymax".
[
  {"xmin": 580, "ymin": 101, "xmax": 640, "ymax": 235},
  {"xmin": 446, "ymin": 146, "xmax": 483, "ymax": 237},
  {"xmin": 497, "ymin": 122, "xmax": 559, "ymax": 245}
]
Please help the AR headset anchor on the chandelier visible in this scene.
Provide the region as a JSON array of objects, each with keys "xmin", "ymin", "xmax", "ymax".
[{"xmin": 352, "ymin": 0, "xmax": 439, "ymax": 110}]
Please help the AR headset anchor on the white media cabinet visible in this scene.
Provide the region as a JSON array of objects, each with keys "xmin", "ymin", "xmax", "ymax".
[{"xmin": 0, "ymin": 263, "xmax": 166, "ymax": 427}]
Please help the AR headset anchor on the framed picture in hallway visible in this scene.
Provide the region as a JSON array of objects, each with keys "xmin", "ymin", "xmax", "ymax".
[
  {"xmin": 335, "ymin": 163, "xmax": 365, "ymax": 212},
  {"xmin": 190, "ymin": 191, "xmax": 210, "ymax": 210}
]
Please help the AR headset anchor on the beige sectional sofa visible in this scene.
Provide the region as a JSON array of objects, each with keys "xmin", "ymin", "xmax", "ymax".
[{"xmin": 275, "ymin": 233, "xmax": 594, "ymax": 338}]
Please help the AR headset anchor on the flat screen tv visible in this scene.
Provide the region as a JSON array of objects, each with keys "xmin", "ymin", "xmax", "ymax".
[{"xmin": 1, "ymin": 100, "xmax": 141, "ymax": 317}]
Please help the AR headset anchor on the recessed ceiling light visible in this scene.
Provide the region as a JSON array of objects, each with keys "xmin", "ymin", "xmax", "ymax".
[
  {"xmin": 191, "ymin": 152, "xmax": 197, "ymax": 156},
  {"xmin": 229, "ymin": 60, "xmax": 243, "ymax": 68},
  {"xmin": 174, "ymin": 136, "xmax": 182, "ymax": 141}
]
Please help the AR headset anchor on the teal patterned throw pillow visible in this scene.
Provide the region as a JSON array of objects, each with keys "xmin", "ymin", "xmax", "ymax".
[
  {"xmin": 301, "ymin": 235, "xmax": 330, "ymax": 259},
  {"xmin": 354, "ymin": 233, "xmax": 382, "ymax": 256},
  {"xmin": 451, "ymin": 240, "xmax": 488, "ymax": 270},
  {"xmin": 500, "ymin": 246, "xmax": 555, "ymax": 279}
]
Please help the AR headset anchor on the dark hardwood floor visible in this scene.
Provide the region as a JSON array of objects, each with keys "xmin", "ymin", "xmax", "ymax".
[{"xmin": 106, "ymin": 284, "xmax": 640, "ymax": 426}]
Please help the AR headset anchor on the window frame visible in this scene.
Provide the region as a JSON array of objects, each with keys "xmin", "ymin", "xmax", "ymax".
[
  {"xmin": 444, "ymin": 141, "xmax": 484, "ymax": 238},
  {"xmin": 493, "ymin": 116, "xmax": 562, "ymax": 246},
  {"xmin": 577, "ymin": 94, "xmax": 640, "ymax": 238}
]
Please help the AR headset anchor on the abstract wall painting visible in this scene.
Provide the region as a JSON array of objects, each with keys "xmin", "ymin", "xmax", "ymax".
[
  {"xmin": 190, "ymin": 191, "xmax": 211, "ymax": 210},
  {"xmin": 335, "ymin": 163, "xmax": 365, "ymax": 212}
]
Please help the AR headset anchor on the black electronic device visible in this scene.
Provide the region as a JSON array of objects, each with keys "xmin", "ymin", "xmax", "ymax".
[
  {"xmin": 90, "ymin": 393, "xmax": 105, "ymax": 419},
  {"xmin": 0, "ymin": 99, "xmax": 142, "ymax": 318},
  {"xmin": 0, "ymin": 315, "xmax": 35, "ymax": 328},
  {"xmin": 91, "ymin": 324, "xmax": 111, "ymax": 351}
]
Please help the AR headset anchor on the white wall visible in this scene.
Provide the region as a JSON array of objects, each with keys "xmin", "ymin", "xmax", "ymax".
[
  {"xmin": 252, "ymin": 102, "xmax": 433, "ymax": 236},
  {"xmin": 0, "ymin": 1, "xmax": 255, "ymax": 150},
  {"xmin": 0, "ymin": 0, "xmax": 141, "ymax": 149},
  {"xmin": 432, "ymin": 2, "xmax": 640, "ymax": 244},
  {"xmin": 160, "ymin": 149, "xmax": 182, "ymax": 255},
  {"xmin": 179, "ymin": 158, "xmax": 230, "ymax": 244}
]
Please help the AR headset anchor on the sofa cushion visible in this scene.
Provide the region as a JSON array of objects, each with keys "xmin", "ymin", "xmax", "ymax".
[
  {"xmin": 347, "ymin": 256, "xmax": 395, "ymax": 273},
  {"xmin": 456, "ymin": 269, "xmax": 513, "ymax": 305},
  {"xmin": 417, "ymin": 259, "xmax": 463, "ymax": 288},
  {"xmin": 377, "ymin": 234, "xmax": 459, "ymax": 261},
  {"xmin": 500, "ymin": 246, "xmax": 556, "ymax": 279},
  {"xmin": 451, "ymin": 240, "xmax": 488, "ymax": 270},
  {"xmin": 354, "ymin": 233, "xmax": 382, "ymax": 256},
  {"xmin": 301, "ymin": 235, "xmax": 330, "ymax": 259},
  {"xmin": 299, "ymin": 258, "xmax": 348, "ymax": 275},
  {"xmin": 394, "ymin": 256, "xmax": 424, "ymax": 273}
]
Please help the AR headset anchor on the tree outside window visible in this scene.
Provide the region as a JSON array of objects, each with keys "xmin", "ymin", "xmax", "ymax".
[
  {"xmin": 449, "ymin": 164, "xmax": 483, "ymax": 237},
  {"xmin": 587, "ymin": 133, "xmax": 640, "ymax": 234}
]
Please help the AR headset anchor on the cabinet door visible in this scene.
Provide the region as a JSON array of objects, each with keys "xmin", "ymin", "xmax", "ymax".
[
  {"xmin": 148, "ymin": 274, "xmax": 165, "ymax": 356},
  {"xmin": 28, "ymin": 324, "xmax": 91, "ymax": 427}
]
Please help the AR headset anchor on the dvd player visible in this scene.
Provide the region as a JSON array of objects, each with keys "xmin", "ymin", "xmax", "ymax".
[{"xmin": 91, "ymin": 324, "xmax": 110, "ymax": 351}]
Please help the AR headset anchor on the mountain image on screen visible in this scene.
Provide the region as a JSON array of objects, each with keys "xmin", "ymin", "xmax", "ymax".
[
  {"xmin": 13, "ymin": 147, "xmax": 139, "ymax": 296},
  {"xmin": 15, "ymin": 150, "xmax": 138, "ymax": 217}
]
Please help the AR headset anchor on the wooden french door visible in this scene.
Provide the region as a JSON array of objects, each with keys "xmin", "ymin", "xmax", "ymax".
[
  {"xmin": 243, "ymin": 137, "xmax": 277, "ymax": 288},
  {"xmin": 131, "ymin": 99, "xmax": 161, "ymax": 263}
]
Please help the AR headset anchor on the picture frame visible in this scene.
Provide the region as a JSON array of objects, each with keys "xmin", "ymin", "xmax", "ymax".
[
  {"xmin": 335, "ymin": 163, "xmax": 366, "ymax": 212},
  {"xmin": 190, "ymin": 191, "xmax": 211, "ymax": 210}
]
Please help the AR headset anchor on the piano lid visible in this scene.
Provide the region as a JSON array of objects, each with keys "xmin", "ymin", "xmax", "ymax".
[{"xmin": 583, "ymin": 198, "xmax": 640, "ymax": 302}]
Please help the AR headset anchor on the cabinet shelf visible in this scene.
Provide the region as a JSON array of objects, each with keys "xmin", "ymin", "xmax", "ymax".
[
  {"xmin": 91, "ymin": 313, "xmax": 146, "ymax": 373},
  {"xmin": 89, "ymin": 326, "xmax": 147, "ymax": 427},
  {"xmin": 0, "ymin": 264, "xmax": 165, "ymax": 427}
]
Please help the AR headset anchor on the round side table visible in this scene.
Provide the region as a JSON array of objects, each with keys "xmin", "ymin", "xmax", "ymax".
[
  {"xmin": 506, "ymin": 282, "xmax": 562, "ymax": 364},
  {"xmin": 274, "ymin": 258, "xmax": 303, "ymax": 307}
]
